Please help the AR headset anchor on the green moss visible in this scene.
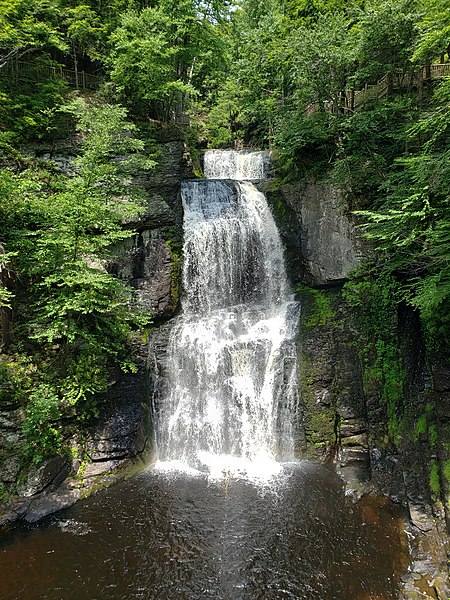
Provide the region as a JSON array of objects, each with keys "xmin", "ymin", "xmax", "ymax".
[
  {"xmin": 443, "ymin": 460, "xmax": 450, "ymax": 483},
  {"xmin": 307, "ymin": 409, "xmax": 336, "ymax": 445},
  {"xmin": 429, "ymin": 459, "xmax": 441, "ymax": 497},
  {"xmin": 414, "ymin": 414, "xmax": 428, "ymax": 438},
  {"xmin": 297, "ymin": 284, "xmax": 335, "ymax": 327},
  {"xmin": 413, "ymin": 403, "xmax": 438, "ymax": 447},
  {"xmin": 343, "ymin": 272, "xmax": 405, "ymax": 446},
  {"xmin": 301, "ymin": 353, "xmax": 336, "ymax": 446},
  {"xmin": 165, "ymin": 236, "xmax": 182, "ymax": 310},
  {"xmin": 428, "ymin": 424, "xmax": 438, "ymax": 448}
]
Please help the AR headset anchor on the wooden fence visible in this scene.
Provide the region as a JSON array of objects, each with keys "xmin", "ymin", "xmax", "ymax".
[
  {"xmin": 2, "ymin": 60, "xmax": 101, "ymax": 89},
  {"xmin": 171, "ymin": 112, "xmax": 191, "ymax": 126},
  {"xmin": 309, "ymin": 63, "xmax": 450, "ymax": 115}
]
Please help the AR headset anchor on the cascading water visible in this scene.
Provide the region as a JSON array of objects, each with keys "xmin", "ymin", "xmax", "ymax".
[
  {"xmin": 203, "ymin": 149, "xmax": 270, "ymax": 180},
  {"xmin": 155, "ymin": 150, "xmax": 300, "ymax": 481}
]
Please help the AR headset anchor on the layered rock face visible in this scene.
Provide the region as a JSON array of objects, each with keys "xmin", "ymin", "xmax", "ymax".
[
  {"xmin": 267, "ymin": 179, "xmax": 449, "ymax": 600},
  {"xmin": 283, "ymin": 181, "xmax": 364, "ymax": 285}
]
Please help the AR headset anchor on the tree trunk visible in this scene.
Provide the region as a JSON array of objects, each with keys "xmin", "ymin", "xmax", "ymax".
[
  {"xmin": 0, "ymin": 244, "xmax": 13, "ymax": 352},
  {"xmin": 73, "ymin": 42, "xmax": 79, "ymax": 89}
]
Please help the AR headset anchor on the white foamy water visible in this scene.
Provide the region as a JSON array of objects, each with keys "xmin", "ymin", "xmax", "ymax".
[
  {"xmin": 155, "ymin": 150, "xmax": 299, "ymax": 483},
  {"xmin": 204, "ymin": 149, "xmax": 270, "ymax": 180}
]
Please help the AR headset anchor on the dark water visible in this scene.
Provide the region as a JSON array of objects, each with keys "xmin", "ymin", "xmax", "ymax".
[{"xmin": 0, "ymin": 462, "xmax": 408, "ymax": 600}]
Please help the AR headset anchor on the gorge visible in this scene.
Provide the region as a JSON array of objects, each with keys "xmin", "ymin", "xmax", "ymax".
[
  {"xmin": 0, "ymin": 150, "xmax": 415, "ymax": 600},
  {"xmin": 1, "ymin": 0, "xmax": 450, "ymax": 596}
]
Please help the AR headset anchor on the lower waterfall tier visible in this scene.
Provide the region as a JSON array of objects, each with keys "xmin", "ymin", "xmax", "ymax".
[{"xmin": 155, "ymin": 172, "xmax": 300, "ymax": 480}]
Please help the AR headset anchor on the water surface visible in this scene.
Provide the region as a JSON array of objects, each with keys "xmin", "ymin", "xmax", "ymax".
[{"xmin": 0, "ymin": 462, "xmax": 408, "ymax": 600}]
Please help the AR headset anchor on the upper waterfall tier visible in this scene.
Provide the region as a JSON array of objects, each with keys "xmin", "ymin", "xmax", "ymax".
[{"xmin": 204, "ymin": 149, "xmax": 271, "ymax": 180}]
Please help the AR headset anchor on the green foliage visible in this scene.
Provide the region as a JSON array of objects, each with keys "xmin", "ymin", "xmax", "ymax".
[
  {"xmin": 355, "ymin": 0, "xmax": 418, "ymax": 84},
  {"xmin": 412, "ymin": 0, "xmax": 450, "ymax": 63},
  {"xmin": 0, "ymin": 76, "xmax": 68, "ymax": 143},
  {"xmin": 0, "ymin": 0, "xmax": 66, "ymax": 63},
  {"xmin": 0, "ymin": 99, "xmax": 154, "ymax": 463},
  {"xmin": 108, "ymin": 1, "xmax": 229, "ymax": 120},
  {"xmin": 275, "ymin": 111, "xmax": 338, "ymax": 177},
  {"xmin": 22, "ymin": 384, "xmax": 63, "ymax": 463},
  {"xmin": 0, "ymin": 356, "xmax": 36, "ymax": 404},
  {"xmin": 205, "ymin": 80, "xmax": 245, "ymax": 148},
  {"xmin": 351, "ymin": 79, "xmax": 450, "ymax": 358},
  {"xmin": 331, "ymin": 96, "xmax": 417, "ymax": 207},
  {"xmin": 291, "ymin": 13, "xmax": 357, "ymax": 109}
]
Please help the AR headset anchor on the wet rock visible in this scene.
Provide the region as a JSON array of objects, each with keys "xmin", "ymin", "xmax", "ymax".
[
  {"xmin": 340, "ymin": 433, "xmax": 368, "ymax": 448},
  {"xmin": 81, "ymin": 460, "xmax": 121, "ymax": 478},
  {"xmin": 141, "ymin": 194, "xmax": 175, "ymax": 229},
  {"xmin": 87, "ymin": 370, "xmax": 149, "ymax": 463},
  {"xmin": 130, "ymin": 233, "xmax": 174, "ymax": 316},
  {"xmin": 24, "ymin": 485, "xmax": 82, "ymax": 523},
  {"xmin": 277, "ymin": 180, "xmax": 367, "ymax": 285},
  {"xmin": 409, "ymin": 505, "xmax": 435, "ymax": 533},
  {"xmin": 136, "ymin": 140, "xmax": 194, "ymax": 208},
  {"xmin": 0, "ymin": 408, "xmax": 23, "ymax": 445},
  {"xmin": 147, "ymin": 322, "xmax": 175, "ymax": 410},
  {"xmin": 339, "ymin": 419, "xmax": 367, "ymax": 437},
  {"xmin": 109, "ymin": 228, "xmax": 175, "ymax": 319},
  {"xmin": 85, "ymin": 404, "xmax": 147, "ymax": 462},
  {"xmin": 313, "ymin": 388, "xmax": 331, "ymax": 406},
  {"xmin": 17, "ymin": 456, "xmax": 71, "ymax": 498},
  {"xmin": 339, "ymin": 446, "xmax": 370, "ymax": 466},
  {"xmin": 0, "ymin": 454, "xmax": 21, "ymax": 483}
]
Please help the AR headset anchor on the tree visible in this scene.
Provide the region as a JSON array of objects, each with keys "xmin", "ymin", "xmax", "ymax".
[
  {"xmin": 0, "ymin": 0, "xmax": 66, "ymax": 69},
  {"xmin": 355, "ymin": 0, "xmax": 418, "ymax": 85},
  {"xmin": 108, "ymin": 1, "xmax": 229, "ymax": 120},
  {"xmin": 290, "ymin": 13, "xmax": 357, "ymax": 112},
  {"xmin": 355, "ymin": 78, "xmax": 450, "ymax": 324},
  {"xmin": 0, "ymin": 99, "xmax": 154, "ymax": 430},
  {"xmin": 412, "ymin": 0, "xmax": 450, "ymax": 64}
]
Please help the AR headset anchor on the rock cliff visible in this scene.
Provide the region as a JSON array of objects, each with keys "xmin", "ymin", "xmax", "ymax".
[
  {"xmin": 0, "ymin": 126, "xmax": 192, "ymax": 525},
  {"xmin": 267, "ymin": 177, "xmax": 449, "ymax": 600}
]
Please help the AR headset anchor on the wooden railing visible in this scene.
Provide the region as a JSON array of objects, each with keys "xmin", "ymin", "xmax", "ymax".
[
  {"xmin": 310, "ymin": 63, "xmax": 450, "ymax": 115},
  {"xmin": 2, "ymin": 60, "xmax": 101, "ymax": 89},
  {"xmin": 429, "ymin": 63, "xmax": 450, "ymax": 78},
  {"xmin": 172, "ymin": 112, "xmax": 191, "ymax": 126}
]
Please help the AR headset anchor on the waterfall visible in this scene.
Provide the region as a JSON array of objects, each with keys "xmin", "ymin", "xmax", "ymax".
[
  {"xmin": 203, "ymin": 149, "xmax": 270, "ymax": 180},
  {"xmin": 155, "ymin": 150, "xmax": 299, "ymax": 481}
]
